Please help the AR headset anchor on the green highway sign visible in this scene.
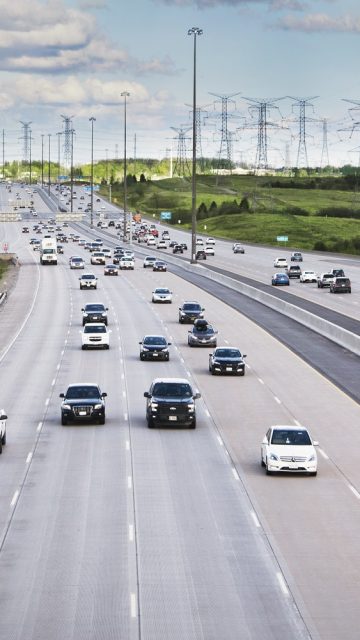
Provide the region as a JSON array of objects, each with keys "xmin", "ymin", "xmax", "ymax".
[
  {"xmin": 277, "ymin": 236, "xmax": 288, "ymax": 242},
  {"xmin": 160, "ymin": 211, "xmax": 172, "ymax": 220}
]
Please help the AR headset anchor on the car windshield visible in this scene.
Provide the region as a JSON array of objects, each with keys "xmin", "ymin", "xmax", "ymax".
[
  {"xmin": 66, "ymin": 386, "xmax": 100, "ymax": 399},
  {"xmin": 85, "ymin": 304, "xmax": 105, "ymax": 312},
  {"xmin": 155, "ymin": 289, "xmax": 170, "ymax": 294},
  {"xmin": 144, "ymin": 336, "xmax": 167, "ymax": 345},
  {"xmin": 152, "ymin": 382, "xmax": 192, "ymax": 397},
  {"xmin": 84, "ymin": 325, "xmax": 106, "ymax": 333},
  {"xmin": 183, "ymin": 304, "xmax": 201, "ymax": 311},
  {"xmin": 271, "ymin": 429, "xmax": 312, "ymax": 446},
  {"xmin": 194, "ymin": 326, "xmax": 214, "ymax": 335},
  {"xmin": 82, "ymin": 275, "xmax": 95, "ymax": 279},
  {"xmin": 215, "ymin": 349, "xmax": 241, "ymax": 358}
]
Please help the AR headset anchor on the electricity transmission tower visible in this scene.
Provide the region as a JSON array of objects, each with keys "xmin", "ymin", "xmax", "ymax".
[
  {"xmin": 170, "ymin": 126, "xmax": 191, "ymax": 177},
  {"xmin": 289, "ymin": 96, "xmax": 318, "ymax": 169},
  {"xmin": 320, "ymin": 118, "xmax": 330, "ymax": 168},
  {"xmin": 185, "ymin": 103, "xmax": 209, "ymax": 171},
  {"xmin": 61, "ymin": 115, "xmax": 74, "ymax": 167},
  {"xmin": 20, "ymin": 121, "xmax": 32, "ymax": 162},
  {"xmin": 209, "ymin": 92, "xmax": 241, "ymax": 172},
  {"xmin": 243, "ymin": 97, "xmax": 283, "ymax": 170}
]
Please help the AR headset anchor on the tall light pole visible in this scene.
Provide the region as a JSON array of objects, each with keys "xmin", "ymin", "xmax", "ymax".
[
  {"xmin": 41, "ymin": 134, "xmax": 44, "ymax": 188},
  {"xmin": 70, "ymin": 129, "xmax": 74, "ymax": 213},
  {"xmin": 29, "ymin": 129, "xmax": 32, "ymax": 186},
  {"xmin": 57, "ymin": 132, "xmax": 62, "ymax": 210},
  {"xmin": 48, "ymin": 133, "xmax": 51, "ymax": 195},
  {"xmin": 89, "ymin": 117, "xmax": 96, "ymax": 228},
  {"xmin": 188, "ymin": 27, "xmax": 203, "ymax": 263},
  {"xmin": 121, "ymin": 91, "xmax": 130, "ymax": 242}
]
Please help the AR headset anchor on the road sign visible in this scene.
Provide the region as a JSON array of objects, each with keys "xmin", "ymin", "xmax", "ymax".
[
  {"xmin": 84, "ymin": 185, "xmax": 100, "ymax": 192},
  {"xmin": 277, "ymin": 236, "xmax": 288, "ymax": 242},
  {"xmin": 160, "ymin": 211, "xmax": 172, "ymax": 220},
  {"xmin": 56, "ymin": 213, "xmax": 86, "ymax": 222},
  {"xmin": 0, "ymin": 213, "xmax": 21, "ymax": 222},
  {"xmin": 58, "ymin": 175, "xmax": 69, "ymax": 180}
]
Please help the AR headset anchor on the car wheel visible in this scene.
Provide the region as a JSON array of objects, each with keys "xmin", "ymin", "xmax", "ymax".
[
  {"xmin": 265, "ymin": 461, "xmax": 273, "ymax": 475},
  {"xmin": 140, "ymin": 353, "xmax": 144, "ymax": 361},
  {"xmin": 0, "ymin": 439, "xmax": 2, "ymax": 454},
  {"xmin": 179, "ymin": 318, "xmax": 183, "ymax": 324},
  {"xmin": 210, "ymin": 367, "xmax": 215, "ymax": 375},
  {"xmin": 261, "ymin": 456, "xmax": 265, "ymax": 467},
  {"xmin": 105, "ymin": 345, "xmax": 110, "ymax": 350},
  {"xmin": 189, "ymin": 418, "xmax": 196, "ymax": 429},
  {"xmin": 2, "ymin": 431, "xmax": 6, "ymax": 446},
  {"xmin": 165, "ymin": 354, "xmax": 169, "ymax": 361},
  {"xmin": 238, "ymin": 370, "xmax": 245, "ymax": 376},
  {"xmin": 81, "ymin": 345, "xmax": 86, "ymax": 350},
  {"xmin": 147, "ymin": 417, "xmax": 154, "ymax": 429},
  {"xmin": 309, "ymin": 471, "xmax": 317, "ymax": 476},
  {"xmin": 99, "ymin": 416, "xmax": 105, "ymax": 425},
  {"xmin": 61, "ymin": 416, "xmax": 67, "ymax": 426}
]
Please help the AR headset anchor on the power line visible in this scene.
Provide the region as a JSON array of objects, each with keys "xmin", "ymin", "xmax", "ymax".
[
  {"xmin": 289, "ymin": 96, "xmax": 318, "ymax": 169},
  {"xmin": 209, "ymin": 92, "xmax": 241, "ymax": 172},
  {"xmin": 170, "ymin": 126, "xmax": 191, "ymax": 177}
]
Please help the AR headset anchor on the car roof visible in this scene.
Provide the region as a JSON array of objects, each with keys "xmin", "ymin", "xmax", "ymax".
[
  {"xmin": 270, "ymin": 425, "xmax": 309, "ymax": 432},
  {"xmin": 151, "ymin": 377, "xmax": 192, "ymax": 385},
  {"xmin": 66, "ymin": 382, "xmax": 100, "ymax": 388},
  {"xmin": 143, "ymin": 335, "xmax": 167, "ymax": 340}
]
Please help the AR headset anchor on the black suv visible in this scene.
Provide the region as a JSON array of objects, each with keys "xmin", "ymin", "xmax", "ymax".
[
  {"xmin": 144, "ymin": 378, "xmax": 201, "ymax": 428},
  {"xmin": 330, "ymin": 277, "xmax": 351, "ymax": 294},
  {"xmin": 179, "ymin": 301, "xmax": 204, "ymax": 324},
  {"xmin": 209, "ymin": 347, "xmax": 247, "ymax": 376},
  {"xmin": 139, "ymin": 335, "xmax": 171, "ymax": 361},
  {"xmin": 82, "ymin": 303, "xmax": 108, "ymax": 325},
  {"xmin": 60, "ymin": 383, "xmax": 107, "ymax": 425}
]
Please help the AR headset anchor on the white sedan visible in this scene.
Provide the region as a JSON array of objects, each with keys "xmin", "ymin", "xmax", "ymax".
[
  {"xmin": 205, "ymin": 246, "xmax": 215, "ymax": 256},
  {"xmin": 157, "ymin": 240, "xmax": 167, "ymax": 249},
  {"xmin": 273, "ymin": 257, "xmax": 288, "ymax": 268},
  {"xmin": 119, "ymin": 257, "xmax": 134, "ymax": 270},
  {"xmin": 261, "ymin": 425, "xmax": 318, "ymax": 475},
  {"xmin": 300, "ymin": 270, "xmax": 317, "ymax": 283},
  {"xmin": 206, "ymin": 237, "xmax": 216, "ymax": 245},
  {"xmin": 152, "ymin": 287, "xmax": 173, "ymax": 303},
  {"xmin": 81, "ymin": 323, "xmax": 110, "ymax": 350}
]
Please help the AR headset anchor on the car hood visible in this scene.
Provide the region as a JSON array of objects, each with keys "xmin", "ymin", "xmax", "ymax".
[
  {"xmin": 213, "ymin": 355, "xmax": 242, "ymax": 363},
  {"xmin": 268, "ymin": 445, "xmax": 316, "ymax": 458},
  {"xmin": 143, "ymin": 344, "xmax": 168, "ymax": 350},
  {"xmin": 151, "ymin": 395, "xmax": 192, "ymax": 404}
]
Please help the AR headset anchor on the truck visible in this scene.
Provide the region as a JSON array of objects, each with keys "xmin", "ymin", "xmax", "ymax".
[{"xmin": 40, "ymin": 237, "xmax": 58, "ymax": 265}]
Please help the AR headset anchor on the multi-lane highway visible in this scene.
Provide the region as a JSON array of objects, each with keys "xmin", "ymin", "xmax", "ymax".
[{"xmin": 0, "ymin": 183, "xmax": 359, "ymax": 639}]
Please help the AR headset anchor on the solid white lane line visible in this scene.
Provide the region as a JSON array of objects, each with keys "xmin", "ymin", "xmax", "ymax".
[
  {"xmin": 276, "ymin": 572, "xmax": 289, "ymax": 597},
  {"xmin": 349, "ymin": 485, "xmax": 360, "ymax": 500},
  {"xmin": 318, "ymin": 448, "xmax": 329, "ymax": 460},
  {"xmin": 129, "ymin": 524, "xmax": 134, "ymax": 541},
  {"xmin": 10, "ymin": 490, "xmax": 19, "ymax": 507},
  {"xmin": 250, "ymin": 511, "xmax": 261, "ymax": 528},
  {"xmin": 130, "ymin": 593, "xmax": 137, "ymax": 618},
  {"xmin": 127, "ymin": 476, "xmax": 132, "ymax": 489},
  {"xmin": 26, "ymin": 452, "xmax": 33, "ymax": 464}
]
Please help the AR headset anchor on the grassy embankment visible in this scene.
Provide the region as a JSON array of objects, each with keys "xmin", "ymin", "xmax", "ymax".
[
  {"xmin": 0, "ymin": 260, "xmax": 9, "ymax": 286},
  {"xmin": 103, "ymin": 175, "xmax": 360, "ymax": 254}
]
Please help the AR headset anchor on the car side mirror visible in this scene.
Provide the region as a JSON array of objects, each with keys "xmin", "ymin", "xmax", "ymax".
[
  {"xmin": 0, "ymin": 414, "xmax": 7, "ymax": 420},
  {"xmin": 262, "ymin": 437, "xmax": 268, "ymax": 445},
  {"xmin": 313, "ymin": 441, "xmax": 319, "ymax": 447},
  {"xmin": 144, "ymin": 391, "xmax": 151, "ymax": 398},
  {"xmin": 81, "ymin": 308, "xmax": 84, "ymax": 312},
  {"xmin": 194, "ymin": 392, "xmax": 201, "ymax": 400},
  {"xmin": 59, "ymin": 393, "xmax": 65, "ymax": 398},
  {"xmin": 101, "ymin": 392, "xmax": 107, "ymax": 398},
  {"xmin": 242, "ymin": 354, "xmax": 247, "ymax": 358}
]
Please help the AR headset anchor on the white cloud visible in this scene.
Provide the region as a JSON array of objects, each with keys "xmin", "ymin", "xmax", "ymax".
[{"xmin": 276, "ymin": 13, "xmax": 360, "ymax": 32}]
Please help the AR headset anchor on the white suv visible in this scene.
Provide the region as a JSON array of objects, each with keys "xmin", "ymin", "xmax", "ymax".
[{"xmin": 274, "ymin": 257, "xmax": 288, "ymax": 268}]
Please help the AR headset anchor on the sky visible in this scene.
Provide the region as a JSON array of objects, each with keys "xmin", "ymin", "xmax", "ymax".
[{"xmin": 1, "ymin": 0, "xmax": 360, "ymax": 169}]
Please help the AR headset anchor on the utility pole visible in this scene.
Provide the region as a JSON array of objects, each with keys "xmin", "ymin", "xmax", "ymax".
[
  {"xmin": 320, "ymin": 118, "xmax": 330, "ymax": 169},
  {"xmin": 29, "ymin": 128, "xmax": 32, "ymax": 185},
  {"xmin": 170, "ymin": 126, "xmax": 191, "ymax": 177},
  {"xmin": 243, "ymin": 97, "xmax": 284, "ymax": 171},
  {"xmin": 48, "ymin": 134, "xmax": 51, "ymax": 195},
  {"xmin": 61, "ymin": 115, "xmax": 74, "ymax": 168},
  {"xmin": 89, "ymin": 117, "xmax": 96, "ymax": 229},
  {"xmin": 70, "ymin": 129, "xmax": 74, "ymax": 213},
  {"xmin": 41, "ymin": 134, "xmax": 44, "ymax": 188},
  {"xmin": 2, "ymin": 130, "xmax": 5, "ymax": 180},
  {"xmin": 121, "ymin": 91, "xmax": 130, "ymax": 242},
  {"xmin": 289, "ymin": 96, "xmax": 318, "ymax": 169},
  {"xmin": 209, "ymin": 92, "xmax": 240, "ymax": 175}
]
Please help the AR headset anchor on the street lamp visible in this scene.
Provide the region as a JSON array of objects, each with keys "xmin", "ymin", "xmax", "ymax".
[
  {"xmin": 188, "ymin": 27, "xmax": 203, "ymax": 263},
  {"xmin": 70, "ymin": 129, "xmax": 75, "ymax": 213},
  {"xmin": 41, "ymin": 134, "xmax": 44, "ymax": 188},
  {"xmin": 121, "ymin": 90, "xmax": 130, "ymax": 242},
  {"xmin": 48, "ymin": 133, "xmax": 51, "ymax": 195},
  {"xmin": 89, "ymin": 117, "xmax": 96, "ymax": 228}
]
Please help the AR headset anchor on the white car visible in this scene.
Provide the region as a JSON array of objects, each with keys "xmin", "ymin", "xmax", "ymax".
[
  {"xmin": 152, "ymin": 287, "xmax": 173, "ymax": 303},
  {"xmin": 91, "ymin": 252, "xmax": 106, "ymax": 265},
  {"xmin": 206, "ymin": 237, "xmax": 215, "ymax": 245},
  {"xmin": 119, "ymin": 257, "xmax": 134, "ymax": 270},
  {"xmin": 274, "ymin": 257, "xmax": 288, "ymax": 268},
  {"xmin": 205, "ymin": 246, "xmax": 215, "ymax": 256},
  {"xmin": 157, "ymin": 240, "xmax": 167, "ymax": 249},
  {"xmin": 196, "ymin": 238, "xmax": 204, "ymax": 246},
  {"xmin": 143, "ymin": 256, "xmax": 156, "ymax": 268},
  {"xmin": 101, "ymin": 248, "xmax": 112, "ymax": 258},
  {"xmin": 300, "ymin": 270, "xmax": 317, "ymax": 283},
  {"xmin": 124, "ymin": 250, "xmax": 134, "ymax": 259},
  {"xmin": 261, "ymin": 425, "xmax": 318, "ymax": 475},
  {"xmin": 147, "ymin": 237, "xmax": 156, "ymax": 246},
  {"xmin": 79, "ymin": 273, "xmax": 98, "ymax": 289},
  {"xmin": 81, "ymin": 323, "xmax": 110, "ymax": 350}
]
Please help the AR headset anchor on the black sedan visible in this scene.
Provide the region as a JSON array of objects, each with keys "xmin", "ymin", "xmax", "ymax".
[
  {"xmin": 209, "ymin": 347, "xmax": 247, "ymax": 376},
  {"xmin": 139, "ymin": 335, "xmax": 171, "ymax": 361},
  {"xmin": 104, "ymin": 263, "xmax": 119, "ymax": 276},
  {"xmin": 188, "ymin": 319, "xmax": 218, "ymax": 347},
  {"xmin": 60, "ymin": 383, "xmax": 107, "ymax": 425},
  {"xmin": 173, "ymin": 244, "xmax": 183, "ymax": 254},
  {"xmin": 179, "ymin": 301, "xmax": 204, "ymax": 324},
  {"xmin": 153, "ymin": 260, "xmax": 167, "ymax": 272}
]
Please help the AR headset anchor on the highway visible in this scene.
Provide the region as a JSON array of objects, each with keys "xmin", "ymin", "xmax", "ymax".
[{"xmin": 0, "ymin": 183, "xmax": 359, "ymax": 639}]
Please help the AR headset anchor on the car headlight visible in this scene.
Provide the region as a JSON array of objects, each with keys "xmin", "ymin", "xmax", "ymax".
[
  {"xmin": 187, "ymin": 403, "xmax": 195, "ymax": 412},
  {"xmin": 62, "ymin": 404, "xmax": 71, "ymax": 410},
  {"xmin": 269, "ymin": 453, "xmax": 279, "ymax": 461},
  {"xmin": 142, "ymin": 347, "xmax": 149, "ymax": 351},
  {"xmin": 94, "ymin": 403, "xmax": 103, "ymax": 410},
  {"xmin": 308, "ymin": 454, "xmax": 316, "ymax": 462},
  {"xmin": 150, "ymin": 402, "xmax": 158, "ymax": 410}
]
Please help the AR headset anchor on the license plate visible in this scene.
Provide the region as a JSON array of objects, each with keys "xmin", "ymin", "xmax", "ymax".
[
  {"xmin": 79, "ymin": 410, "xmax": 87, "ymax": 416},
  {"xmin": 168, "ymin": 416, "xmax": 177, "ymax": 421},
  {"xmin": 152, "ymin": 353, "xmax": 158, "ymax": 356},
  {"xmin": 226, "ymin": 367, "xmax": 232, "ymax": 371}
]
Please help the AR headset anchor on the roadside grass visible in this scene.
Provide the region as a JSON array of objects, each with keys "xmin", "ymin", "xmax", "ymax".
[{"xmin": 0, "ymin": 260, "xmax": 9, "ymax": 286}]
